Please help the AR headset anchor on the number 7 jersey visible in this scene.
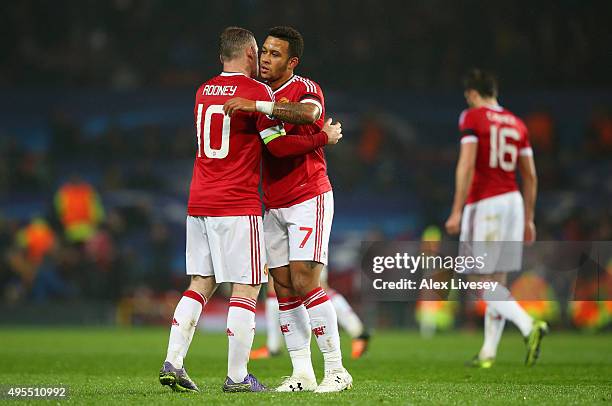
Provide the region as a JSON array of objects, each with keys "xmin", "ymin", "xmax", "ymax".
[
  {"xmin": 459, "ymin": 105, "xmax": 533, "ymax": 204},
  {"xmin": 188, "ymin": 72, "xmax": 284, "ymax": 217}
]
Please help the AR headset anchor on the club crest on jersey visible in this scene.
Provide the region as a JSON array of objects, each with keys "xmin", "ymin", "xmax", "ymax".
[
  {"xmin": 280, "ymin": 324, "xmax": 290, "ymax": 333},
  {"xmin": 312, "ymin": 326, "xmax": 326, "ymax": 338}
]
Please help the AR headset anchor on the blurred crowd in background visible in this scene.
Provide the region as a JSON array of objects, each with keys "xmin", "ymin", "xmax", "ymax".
[
  {"xmin": 2, "ymin": 1, "xmax": 610, "ymax": 89},
  {"xmin": 1, "ymin": 1, "xmax": 611, "ymax": 329}
]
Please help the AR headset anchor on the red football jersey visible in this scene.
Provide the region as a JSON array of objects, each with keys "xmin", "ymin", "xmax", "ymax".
[
  {"xmin": 459, "ymin": 105, "xmax": 533, "ymax": 204},
  {"xmin": 187, "ymin": 72, "xmax": 284, "ymax": 216},
  {"xmin": 262, "ymin": 75, "xmax": 332, "ymax": 209}
]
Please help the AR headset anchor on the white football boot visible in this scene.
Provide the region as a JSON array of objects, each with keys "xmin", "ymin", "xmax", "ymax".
[
  {"xmin": 275, "ymin": 374, "xmax": 318, "ymax": 392},
  {"xmin": 314, "ymin": 368, "xmax": 353, "ymax": 393}
]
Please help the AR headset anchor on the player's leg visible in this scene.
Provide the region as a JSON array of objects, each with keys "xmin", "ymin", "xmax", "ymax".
[
  {"xmin": 265, "ymin": 278, "xmax": 283, "ymax": 355},
  {"xmin": 500, "ymin": 193, "xmax": 547, "ymax": 365},
  {"xmin": 160, "ymin": 216, "xmax": 218, "ymax": 392},
  {"xmin": 264, "ymin": 208, "xmax": 317, "ymax": 391},
  {"xmin": 287, "ymin": 192, "xmax": 352, "ymax": 392},
  {"xmin": 461, "ymin": 200, "xmax": 508, "ymax": 368},
  {"xmin": 475, "ymin": 193, "xmax": 547, "ymax": 365},
  {"xmin": 480, "ymin": 272, "xmax": 548, "ymax": 365},
  {"xmin": 272, "ymin": 265, "xmax": 317, "ymax": 391},
  {"xmin": 467, "ymin": 273, "xmax": 506, "ymax": 368},
  {"xmin": 205, "ymin": 215, "xmax": 267, "ymax": 391},
  {"xmin": 323, "ymin": 272, "xmax": 370, "ymax": 359},
  {"xmin": 250, "ymin": 277, "xmax": 283, "ymax": 359},
  {"xmin": 223, "ymin": 282, "xmax": 266, "ymax": 392}
]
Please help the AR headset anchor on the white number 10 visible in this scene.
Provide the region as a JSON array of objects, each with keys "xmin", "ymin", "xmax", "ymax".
[
  {"xmin": 196, "ymin": 104, "xmax": 231, "ymax": 159},
  {"xmin": 489, "ymin": 125, "xmax": 520, "ymax": 171}
]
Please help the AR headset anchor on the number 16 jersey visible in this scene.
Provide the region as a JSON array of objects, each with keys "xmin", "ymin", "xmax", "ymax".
[
  {"xmin": 188, "ymin": 72, "xmax": 284, "ymax": 217},
  {"xmin": 459, "ymin": 105, "xmax": 533, "ymax": 204}
]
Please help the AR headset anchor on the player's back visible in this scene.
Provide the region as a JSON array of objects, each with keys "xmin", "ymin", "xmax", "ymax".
[
  {"xmin": 459, "ymin": 105, "xmax": 532, "ymax": 204},
  {"xmin": 262, "ymin": 75, "xmax": 331, "ymax": 209},
  {"xmin": 188, "ymin": 72, "xmax": 280, "ymax": 217}
]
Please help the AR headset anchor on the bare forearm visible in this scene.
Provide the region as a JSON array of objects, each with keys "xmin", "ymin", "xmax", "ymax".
[
  {"xmin": 521, "ymin": 177, "xmax": 537, "ymax": 222},
  {"xmin": 272, "ymin": 102, "xmax": 319, "ymax": 125},
  {"xmin": 518, "ymin": 155, "xmax": 538, "ymax": 222},
  {"xmin": 451, "ymin": 165, "xmax": 474, "ymax": 214}
]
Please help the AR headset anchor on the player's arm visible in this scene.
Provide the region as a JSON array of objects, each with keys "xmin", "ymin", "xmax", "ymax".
[
  {"xmin": 445, "ymin": 141, "xmax": 477, "ymax": 235},
  {"xmin": 223, "ymin": 98, "xmax": 321, "ymax": 124},
  {"xmin": 263, "ymin": 118, "xmax": 342, "ymax": 158},
  {"xmin": 518, "ymin": 152, "xmax": 538, "ymax": 243}
]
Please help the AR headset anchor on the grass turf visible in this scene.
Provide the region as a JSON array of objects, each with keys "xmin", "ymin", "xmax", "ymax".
[{"xmin": 1, "ymin": 327, "xmax": 610, "ymax": 405}]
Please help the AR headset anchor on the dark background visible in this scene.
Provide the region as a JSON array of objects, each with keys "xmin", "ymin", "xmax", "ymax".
[{"xmin": 1, "ymin": 0, "xmax": 610, "ymax": 329}]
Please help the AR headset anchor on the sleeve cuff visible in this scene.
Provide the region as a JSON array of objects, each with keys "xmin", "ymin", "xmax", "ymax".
[{"xmin": 460, "ymin": 135, "xmax": 478, "ymax": 144}]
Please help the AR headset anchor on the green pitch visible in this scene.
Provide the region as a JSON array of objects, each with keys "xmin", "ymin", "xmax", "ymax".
[{"xmin": 1, "ymin": 327, "xmax": 610, "ymax": 405}]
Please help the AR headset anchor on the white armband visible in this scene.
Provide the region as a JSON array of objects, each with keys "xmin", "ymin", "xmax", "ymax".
[{"xmin": 255, "ymin": 101, "xmax": 275, "ymax": 116}]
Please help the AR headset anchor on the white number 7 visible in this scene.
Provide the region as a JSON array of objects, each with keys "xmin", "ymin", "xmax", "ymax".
[{"xmin": 196, "ymin": 104, "xmax": 231, "ymax": 159}]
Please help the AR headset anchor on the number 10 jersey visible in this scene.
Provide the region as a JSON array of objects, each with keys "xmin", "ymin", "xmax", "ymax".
[{"xmin": 188, "ymin": 72, "xmax": 284, "ymax": 217}]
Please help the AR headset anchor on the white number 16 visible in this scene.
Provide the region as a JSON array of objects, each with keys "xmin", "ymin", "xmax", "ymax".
[{"xmin": 489, "ymin": 125, "xmax": 520, "ymax": 171}]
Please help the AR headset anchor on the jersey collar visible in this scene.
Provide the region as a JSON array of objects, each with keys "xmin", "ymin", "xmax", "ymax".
[
  {"xmin": 273, "ymin": 75, "xmax": 296, "ymax": 94},
  {"xmin": 220, "ymin": 71, "xmax": 247, "ymax": 77},
  {"xmin": 484, "ymin": 104, "xmax": 504, "ymax": 112}
]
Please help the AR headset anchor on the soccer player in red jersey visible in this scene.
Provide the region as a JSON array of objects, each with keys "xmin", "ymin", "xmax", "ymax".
[
  {"xmin": 445, "ymin": 69, "xmax": 548, "ymax": 368},
  {"xmin": 159, "ymin": 27, "xmax": 342, "ymax": 394},
  {"xmin": 224, "ymin": 26, "xmax": 352, "ymax": 392}
]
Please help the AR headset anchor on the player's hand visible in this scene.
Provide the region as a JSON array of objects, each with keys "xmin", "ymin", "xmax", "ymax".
[
  {"xmin": 323, "ymin": 118, "xmax": 343, "ymax": 145},
  {"xmin": 445, "ymin": 211, "xmax": 462, "ymax": 235},
  {"xmin": 223, "ymin": 97, "xmax": 256, "ymax": 116},
  {"xmin": 524, "ymin": 220, "xmax": 536, "ymax": 245}
]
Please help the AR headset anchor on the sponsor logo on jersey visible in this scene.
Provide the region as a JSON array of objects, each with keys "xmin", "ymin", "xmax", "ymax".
[
  {"xmin": 226, "ymin": 328, "xmax": 234, "ymax": 336},
  {"xmin": 172, "ymin": 318, "xmax": 179, "ymax": 326}
]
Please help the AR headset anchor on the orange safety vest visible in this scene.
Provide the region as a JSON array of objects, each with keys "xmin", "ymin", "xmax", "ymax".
[
  {"xmin": 17, "ymin": 219, "xmax": 55, "ymax": 264},
  {"xmin": 55, "ymin": 182, "xmax": 103, "ymax": 242},
  {"xmin": 56, "ymin": 184, "xmax": 96, "ymax": 226}
]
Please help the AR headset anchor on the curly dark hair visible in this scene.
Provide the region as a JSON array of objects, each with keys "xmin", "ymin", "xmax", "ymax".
[{"xmin": 268, "ymin": 26, "xmax": 304, "ymax": 59}]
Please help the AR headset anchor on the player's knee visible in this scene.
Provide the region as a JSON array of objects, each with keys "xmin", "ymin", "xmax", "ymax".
[
  {"xmin": 273, "ymin": 282, "xmax": 295, "ymax": 298},
  {"xmin": 188, "ymin": 275, "xmax": 213, "ymax": 297},
  {"xmin": 270, "ymin": 266, "xmax": 291, "ymax": 288},
  {"xmin": 231, "ymin": 283, "xmax": 261, "ymax": 300},
  {"xmin": 290, "ymin": 261, "xmax": 322, "ymax": 297}
]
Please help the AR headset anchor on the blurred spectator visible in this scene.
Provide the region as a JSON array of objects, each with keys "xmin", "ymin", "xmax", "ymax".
[
  {"xmin": 16, "ymin": 217, "xmax": 56, "ymax": 265},
  {"xmin": 2, "ymin": 2, "xmax": 609, "ymax": 89},
  {"xmin": 30, "ymin": 245, "xmax": 77, "ymax": 303},
  {"xmin": 584, "ymin": 106, "xmax": 612, "ymax": 158},
  {"xmin": 54, "ymin": 176, "xmax": 104, "ymax": 243},
  {"xmin": 358, "ymin": 116, "xmax": 384, "ymax": 164},
  {"xmin": 525, "ymin": 109, "xmax": 556, "ymax": 154}
]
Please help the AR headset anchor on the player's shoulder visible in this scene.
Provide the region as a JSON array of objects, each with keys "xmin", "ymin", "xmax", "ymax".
[
  {"xmin": 240, "ymin": 76, "xmax": 275, "ymax": 100},
  {"xmin": 499, "ymin": 107, "xmax": 525, "ymax": 125},
  {"xmin": 458, "ymin": 107, "xmax": 481, "ymax": 127},
  {"xmin": 294, "ymin": 75, "xmax": 322, "ymax": 94}
]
